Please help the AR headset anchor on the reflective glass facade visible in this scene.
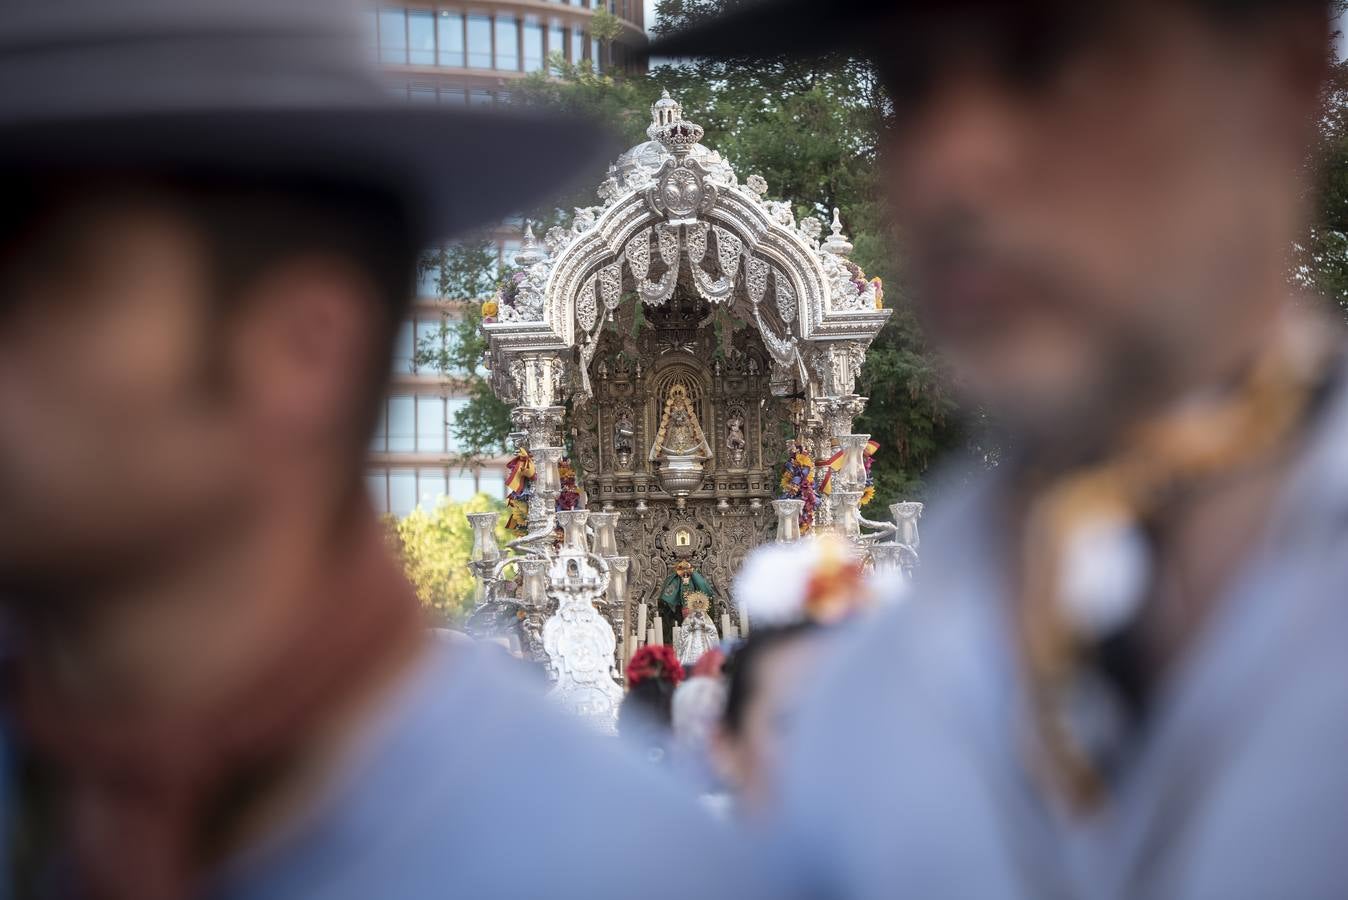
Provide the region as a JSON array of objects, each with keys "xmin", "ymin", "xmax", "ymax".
[{"xmin": 372, "ymin": 4, "xmax": 639, "ymax": 75}]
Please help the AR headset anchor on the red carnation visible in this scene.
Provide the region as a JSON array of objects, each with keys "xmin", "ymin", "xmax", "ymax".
[{"xmin": 626, "ymin": 645, "xmax": 685, "ymax": 690}]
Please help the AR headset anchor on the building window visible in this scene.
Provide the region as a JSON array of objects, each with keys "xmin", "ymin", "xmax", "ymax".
[
  {"xmin": 450, "ymin": 469, "xmax": 478, "ymax": 501},
  {"xmin": 495, "ymin": 15, "xmax": 519, "ymax": 71},
  {"xmin": 445, "ymin": 397, "xmax": 470, "ymax": 452},
  {"xmin": 366, "ymin": 472, "xmax": 389, "ymax": 514},
  {"xmin": 377, "ymin": 7, "xmax": 407, "ymax": 64},
  {"xmin": 417, "ymin": 258, "xmax": 440, "ymax": 297},
  {"xmin": 573, "ymin": 25, "xmax": 585, "ymax": 64},
  {"xmin": 440, "ymin": 86, "xmax": 466, "ymax": 105},
  {"xmin": 415, "ymin": 318, "xmax": 445, "ymax": 373},
  {"xmin": 387, "ymin": 395, "xmax": 416, "ymax": 452},
  {"xmin": 470, "ymin": 88, "xmax": 492, "ymax": 106},
  {"xmin": 467, "ymin": 14, "xmax": 491, "ymax": 68},
  {"xmin": 549, "ymin": 21, "xmax": 566, "ymax": 67},
  {"xmin": 409, "ymin": 82, "xmax": 436, "ymax": 103},
  {"xmin": 437, "ymin": 11, "xmax": 465, "ymax": 67},
  {"xmin": 523, "ymin": 18, "xmax": 545, "ymax": 73},
  {"xmin": 407, "ymin": 8, "xmax": 435, "ymax": 65},
  {"xmin": 478, "ymin": 470, "xmax": 506, "ymax": 500},
  {"xmin": 592, "ymin": 36, "xmax": 601, "ymax": 72},
  {"xmin": 370, "ymin": 402, "xmax": 388, "ymax": 452},
  {"xmin": 418, "ymin": 467, "xmax": 449, "ymax": 509},
  {"xmin": 389, "ymin": 468, "xmax": 417, "ymax": 517},
  {"xmin": 417, "ymin": 395, "xmax": 446, "ymax": 453},
  {"xmin": 391, "ymin": 320, "xmax": 414, "ymax": 375}
]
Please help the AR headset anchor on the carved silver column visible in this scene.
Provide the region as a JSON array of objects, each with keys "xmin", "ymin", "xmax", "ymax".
[
  {"xmin": 588, "ymin": 511, "xmax": 620, "ymax": 558},
  {"xmin": 833, "ymin": 489, "xmax": 863, "ymax": 542},
  {"xmin": 517, "ymin": 555, "xmax": 550, "ymax": 660},
  {"xmin": 890, "ymin": 501, "xmax": 924, "ymax": 577},
  {"xmin": 837, "ymin": 433, "xmax": 871, "ymax": 491},
  {"xmin": 467, "ymin": 512, "xmax": 501, "ymax": 563},
  {"xmin": 607, "ymin": 555, "xmax": 631, "ymax": 671},
  {"xmin": 891, "ymin": 502, "xmax": 924, "ymax": 551},
  {"xmin": 817, "ymin": 394, "xmax": 868, "ymax": 447},
  {"xmin": 555, "ymin": 509, "xmax": 589, "ymax": 554},
  {"xmin": 530, "ymin": 446, "xmax": 564, "ymax": 528},
  {"xmin": 773, "ymin": 498, "xmax": 804, "ymax": 543},
  {"xmin": 467, "ymin": 511, "xmax": 502, "ymax": 607},
  {"xmin": 870, "ymin": 542, "xmax": 905, "ymax": 578}
]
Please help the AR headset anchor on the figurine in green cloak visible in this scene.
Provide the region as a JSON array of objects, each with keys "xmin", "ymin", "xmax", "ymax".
[{"xmin": 659, "ymin": 559, "xmax": 717, "ymax": 625}]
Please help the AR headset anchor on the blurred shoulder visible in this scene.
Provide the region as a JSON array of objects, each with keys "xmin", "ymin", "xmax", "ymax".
[{"xmin": 221, "ymin": 641, "xmax": 779, "ymax": 900}]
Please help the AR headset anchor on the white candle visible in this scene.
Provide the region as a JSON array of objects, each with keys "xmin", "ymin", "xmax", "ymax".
[
  {"xmin": 726, "ymin": 625, "xmax": 739, "ymax": 642},
  {"xmin": 721, "ymin": 613, "xmax": 731, "ymax": 638},
  {"xmin": 652, "ymin": 613, "xmax": 663, "ymax": 646},
  {"xmin": 673, "ymin": 625, "xmax": 683, "ymax": 648},
  {"xmin": 740, "ymin": 608, "xmax": 749, "ymax": 638},
  {"xmin": 636, "ymin": 603, "xmax": 648, "ymax": 644}
]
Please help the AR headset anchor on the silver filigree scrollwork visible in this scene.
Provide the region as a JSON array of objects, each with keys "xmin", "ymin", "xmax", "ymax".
[
  {"xmin": 715, "ymin": 226, "xmax": 743, "ymax": 279},
  {"xmin": 746, "ymin": 256, "xmax": 770, "ymax": 306},
  {"xmin": 688, "ymin": 225, "xmax": 740, "ymax": 304},
  {"xmin": 599, "ymin": 261, "xmax": 623, "ymax": 312},
  {"xmin": 775, "ymin": 270, "xmax": 798, "ymax": 323},
  {"xmin": 625, "ymin": 227, "xmax": 651, "ymax": 282},
  {"xmin": 752, "ymin": 300, "xmax": 800, "ymax": 369},
  {"xmin": 577, "ymin": 272, "xmax": 599, "ymax": 333},
  {"xmin": 685, "ymin": 221, "xmax": 709, "ymax": 268},
  {"xmin": 638, "ymin": 224, "xmax": 681, "ymax": 306}
]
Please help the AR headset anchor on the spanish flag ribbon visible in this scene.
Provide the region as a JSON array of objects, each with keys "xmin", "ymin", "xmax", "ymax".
[{"xmin": 504, "ymin": 448, "xmax": 534, "ymax": 495}]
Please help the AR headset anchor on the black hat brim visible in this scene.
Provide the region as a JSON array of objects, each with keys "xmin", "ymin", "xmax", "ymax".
[
  {"xmin": 645, "ymin": 0, "xmax": 896, "ymax": 62},
  {"xmin": 0, "ymin": 105, "xmax": 619, "ymax": 242}
]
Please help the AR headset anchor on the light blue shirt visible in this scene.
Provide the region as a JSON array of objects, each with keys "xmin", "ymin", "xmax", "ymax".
[
  {"xmin": 202, "ymin": 644, "xmax": 786, "ymax": 899},
  {"xmin": 775, "ymin": 366, "xmax": 1348, "ymax": 900}
]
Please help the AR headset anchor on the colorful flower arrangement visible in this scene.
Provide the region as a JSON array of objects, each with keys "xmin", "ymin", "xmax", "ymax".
[
  {"xmin": 483, "ymin": 270, "xmax": 526, "ymax": 325},
  {"xmin": 504, "ymin": 447, "xmax": 535, "ymax": 537},
  {"xmin": 626, "ymin": 644, "xmax": 685, "ymax": 690},
  {"xmin": 844, "ymin": 261, "xmax": 885, "ymax": 310},
  {"xmin": 860, "ymin": 438, "xmax": 879, "ymax": 506},
  {"xmin": 556, "ymin": 457, "xmax": 581, "ymax": 512},
  {"xmin": 810, "ymin": 439, "xmax": 882, "ymax": 509},
  {"xmin": 778, "ymin": 441, "xmax": 819, "ymax": 532}
]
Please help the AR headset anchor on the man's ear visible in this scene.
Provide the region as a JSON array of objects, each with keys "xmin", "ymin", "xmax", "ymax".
[{"xmin": 227, "ymin": 255, "xmax": 381, "ymax": 452}]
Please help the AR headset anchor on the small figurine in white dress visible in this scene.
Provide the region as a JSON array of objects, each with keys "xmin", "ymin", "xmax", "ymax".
[{"xmin": 676, "ymin": 592, "xmax": 720, "ymax": 667}]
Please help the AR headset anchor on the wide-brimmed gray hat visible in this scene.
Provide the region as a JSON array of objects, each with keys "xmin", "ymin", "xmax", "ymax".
[
  {"xmin": 646, "ymin": 0, "xmax": 1326, "ymax": 64},
  {"xmin": 0, "ymin": 0, "xmax": 618, "ymax": 240}
]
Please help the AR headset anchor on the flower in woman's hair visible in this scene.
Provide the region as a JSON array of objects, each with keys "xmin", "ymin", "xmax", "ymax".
[{"xmin": 626, "ymin": 644, "xmax": 685, "ymax": 690}]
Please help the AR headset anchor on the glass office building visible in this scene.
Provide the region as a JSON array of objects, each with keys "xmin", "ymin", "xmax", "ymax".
[{"xmin": 367, "ymin": 3, "xmax": 647, "ymax": 517}]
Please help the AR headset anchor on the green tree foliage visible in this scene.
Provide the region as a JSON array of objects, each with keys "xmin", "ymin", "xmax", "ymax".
[
  {"xmin": 589, "ymin": 9, "xmax": 624, "ymax": 47},
  {"xmin": 414, "ymin": 238, "xmax": 514, "ymax": 457},
  {"xmin": 1299, "ymin": 23, "xmax": 1348, "ymax": 319},
  {"xmin": 387, "ymin": 494, "xmax": 508, "ymax": 624}
]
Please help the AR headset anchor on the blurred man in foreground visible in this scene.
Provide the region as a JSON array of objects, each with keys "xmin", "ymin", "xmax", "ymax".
[
  {"xmin": 655, "ymin": 1, "xmax": 1346, "ymax": 897},
  {"xmin": 0, "ymin": 2, "xmax": 767, "ymax": 898}
]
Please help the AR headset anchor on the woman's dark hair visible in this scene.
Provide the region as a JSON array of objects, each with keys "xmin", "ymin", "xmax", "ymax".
[
  {"xmin": 619, "ymin": 676, "xmax": 678, "ymax": 735},
  {"xmin": 720, "ymin": 622, "xmax": 819, "ymax": 738}
]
